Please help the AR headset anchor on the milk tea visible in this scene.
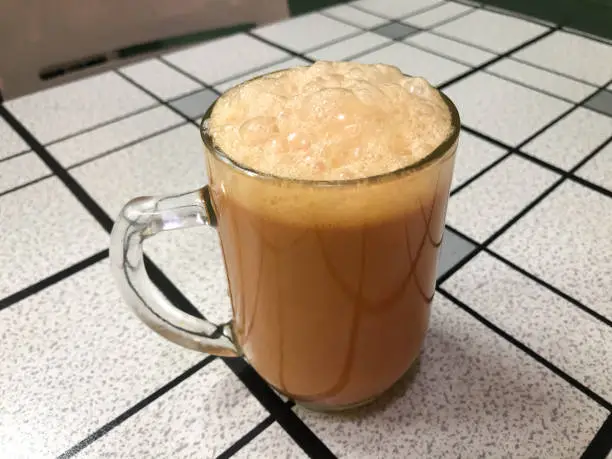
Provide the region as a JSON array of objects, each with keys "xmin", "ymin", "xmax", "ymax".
[{"xmin": 206, "ymin": 61, "xmax": 456, "ymax": 408}]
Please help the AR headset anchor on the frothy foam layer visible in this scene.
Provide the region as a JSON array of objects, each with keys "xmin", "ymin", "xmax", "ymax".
[{"xmin": 209, "ymin": 62, "xmax": 452, "ymax": 181}]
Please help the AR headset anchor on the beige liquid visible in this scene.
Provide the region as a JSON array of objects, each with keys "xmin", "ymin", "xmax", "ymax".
[{"xmin": 207, "ymin": 62, "xmax": 456, "ymax": 408}]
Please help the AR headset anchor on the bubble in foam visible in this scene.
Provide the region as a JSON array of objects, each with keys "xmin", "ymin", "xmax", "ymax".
[{"xmin": 209, "ymin": 61, "xmax": 452, "ymax": 181}]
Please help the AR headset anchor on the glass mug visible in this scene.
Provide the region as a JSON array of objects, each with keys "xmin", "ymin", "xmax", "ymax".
[{"xmin": 110, "ymin": 75, "xmax": 460, "ymax": 411}]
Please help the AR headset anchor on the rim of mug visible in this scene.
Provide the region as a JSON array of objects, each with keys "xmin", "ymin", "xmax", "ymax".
[{"xmin": 199, "ymin": 69, "xmax": 460, "ymax": 187}]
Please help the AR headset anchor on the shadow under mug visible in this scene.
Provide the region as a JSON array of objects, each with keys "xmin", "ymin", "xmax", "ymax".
[{"xmin": 110, "ymin": 84, "xmax": 460, "ymax": 411}]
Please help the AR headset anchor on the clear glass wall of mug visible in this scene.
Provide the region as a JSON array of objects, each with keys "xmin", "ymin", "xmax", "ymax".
[{"xmin": 110, "ymin": 68, "xmax": 460, "ymax": 412}]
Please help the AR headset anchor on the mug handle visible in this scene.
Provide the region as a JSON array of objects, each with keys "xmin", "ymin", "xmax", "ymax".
[{"xmin": 109, "ymin": 186, "xmax": 240, "ymax": 357}]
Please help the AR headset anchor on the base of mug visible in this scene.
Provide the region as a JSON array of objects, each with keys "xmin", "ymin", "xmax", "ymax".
[
  {"xmin": 295, "ymin": 393, "xmax": 380, "ymax": 413},
  {"xmin": 289, "ymin": 357, "xmax": 422, "ymax": 413}
]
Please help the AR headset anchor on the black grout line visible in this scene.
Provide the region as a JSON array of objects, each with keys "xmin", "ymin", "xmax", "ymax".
[
  {"xmin": 445, "ymin": 223, "xmax": 612, "ymax": 329},
  {"xmin": 337, "ymin": 39, "xmax": 395, "ymax": 61},
  {"xmin": 437, "ymin": 288, "xmax": 612, "ymax": 411},
  {"xmin": 1, "ymin": 9, "xmax": 609, "ymax": 458},
  {"xmin": 395, "ymin": 1, "xmax": 453, "ymax": 22},
  {"xmin": 215, "ymin": 416, "xmax": 275, "ymax": 459},
  {"xmin": 509, "ymin": 148, "xmax": 612, "ymax": 201},
  {"xmin": 440, "ymin": 131, "xmax": 612, "ymax": 285},
  {"xmin": 157, "ymin": 57, "xmax": 212, "ymax": 89},
  {"xmin": 117, "ymin": 71, "xmax": 201, "ymax": 127},
  {"xmin": 481, "ymin": 4, "xmax": 556, "ymax": 27},
  {"xmin": 223, "ymin": 358, "xmax": 337, "ymax": 459},
  {"xmin": 482, "ymin": 136, "xmax": 612, "ymax": 241},
  {"xmin": 300, "ymin": 27, "xmax": 366, "ymax": 55},
  {"xmin": 0, "ymin": 104, "xmax": 115, "ymax": 231},
  {"xmin": 0, "ymin": 173, "xmax": 54, "ymax": 199},
  {"xmin": 207, "ymin": 56, "xmax": 301, "ymax": 93},
  {"xmin": 397, "ymin": 36, "xmax": 478, "ymax": 65},
  {"xmin": 485, "ymin": 248, "xmax": 612, "ymax": 328},
  {"xmin": 564, "ymin": 26, "xmax": 612, "ymax": 47},
  {"xmin": 438, "ymin": 26, "xmax": 560, "ymax": 89},
  {"xmin": 0, "ymin": 250, "xmax": 109, "ymax": 311},
  {"xmin": 458, "ymin": 124, "xmax": 511, "ymax": 149},
  {"xmin": 241, "ymin": 3, "xmax": 597, "ymax": 117},
  {"xmin": 235, "ymin": 0, "xmax": 605, "ymax": 129},
  {"xmin": 581, "ymin": 414, "xmax": 612, "ymax": 459},
  {"xmin": 450, "ymin": 151, "xmax": 513, "ymax": 196},
  {"xmin": 449, "ymin": 0, "xmax": 481, "ymax": 6},
  {"xmin": 438, "ymin": 175, "xmax": 565, "ymax": 285},
  {"xmin": 449, "ymin": 73, "xmax": 612, "ymax": 200},
  {"xmin": 388, "ymin": 29, "xmax": 590, "ymax": 108},
  {"xmin": 568, "ymin": 174, "xmax": 612, "ymax": 199},
  {"xmin": 0, "ymin": 99, "xmax": 205, "ymax": 322},
  {"xmin": 427, "ymin": 28, "xmax": 505, "ymax": 54},
  {"xmin": 44, "ymin": 103, "xmax": 160, "ymax": 148},
  {"xmin": 482, "ymin": 69, "xmax": 578, "ymax": 105},
  {"xmin": 348, "ymin": 1, "xmax": 447, "ymax": 22},
  {"xmin": 246, "ymin": 31, "xmax": 315, "ymax": 63},
  {"xmin": 166, "ymin": 85, "xmax": 218, "ymax": 103},
  {"xmin": 402, "ymin": 4, "xmax": 481, "ymax": 30},
  {"xmin": 449, "ymin": 120, "xmax": 563, "ymax": 199},
  {"xmin": 179, "ymin": 0, "xmax": 612, "ymax": 212},
  {"xmin": 507, "ymin": 56, "xmax": 601, "ymax": 88},
  {"xmin": 581, "ymin": 90, "xmax": 612, "ymax": 118},
  {"xmin": 57, "ymin": 356, "xmax": 216, "ymax": 459},
  {"xmin": 512, "ymin": 150, "xmax": 568, "ymax": 176},
  {"xmin": 0, "ymin": 149, "xmax": 30, "ymax": 164},
  {"xmin": 302, "ymin": 29, "xmax": 366, "ymax": 56},
  {"xmin": 316, "ymin": 3, "xmax": 481, "ymax": 59},
  {"xmin": 66, "ymin": 120, "xmax": 188, "ymax": 170},
  {"xmin": 116, "ymin": 67, "xmax": 335, "ymax": 457}
]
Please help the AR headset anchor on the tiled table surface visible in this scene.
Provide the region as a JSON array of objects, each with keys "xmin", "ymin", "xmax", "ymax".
[{"xmin": 1, "ymin": 0, "xmax": 611, "ymax": 457}]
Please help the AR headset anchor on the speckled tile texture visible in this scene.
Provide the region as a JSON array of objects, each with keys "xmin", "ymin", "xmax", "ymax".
[
  {"xmin": 444, "ymin": 72, "xmax": 572, "ymax": 146},
  {"xmin": 5, "ymin": 72, "xmax": 156, "ymax": 144},
  {"xmin": 443, "ymin": 252, "xmax": 612, "ymax": 402},
  {"xmin": 77, "ymin": 360, "xmax": 267, "ymax": 458},
  {"xmin": 233, "ymin": 423, "xmax": 307, "ymax": 459},
  {"xmin": 0, "ymin": 177, "xmax": 108, "ymax": 298},
  {"xmin": 214, "ymin": 57, "xmax": 310, "ymax": 93},
  {"xmin": 2, "ymin": 4, "xmax": 611, "ymax": 458},
  {"xmin": 355, "ymin": 42, "xmax": 469, "ymax": 85},
  {"xmin": 405, "ymin": 32, "xmax": 496, "ymax": 66},
  {"xmin": 119, "ymin": 59, "xmax": 203, "ymax": 100},
  {"xmin": 352, "ymin": 0, "xmax": 440, "ymax": 20},
  {"xmin": 486, "ymin": 58, "xmax": 598, "ymax": 102},
  {"xmin": 450, "ymin": 130, "xmax": 508, "ymax": 190},
  {"xmin": 322, "ymin": 4, "xmax": 387, "ymax": 28},
  {"xmin": 164, "ymin": 34, "xmax": 289, "ymax": 85},
  {"xmin": 306, "ymin": 32, "xmax": 390, "ymax": 61},
  {"xmin": 146, "ymin": 226, "xmax": 233, "ymax": 325},
  {"xmin": 0, "ymin": 261, "xmax": 204, "ymax": 458},
  {"xmin": 295, "ymin": 295, "xmax": 608, "ymax": 458},
  {"xmin": 168, "ymin": 89, "xmax": 219, "ymax": 120},
  {"xmin": 0, "ymin": 152, "xmax": 51, "ymax": 194},
  {"xmin": 513, "ymin": 31, "xmax": 612, "ymax": 86},
  {"xmin": 446, "ymin": 155, "xmax": 559, "ymax": 241},
  {"xmin": 47, "ymin": 106, "xmax": 184, "ymax": 168},
  {"xmin": 576, "ymin": 140, "xmax": 612, "ymax": 190},
  {"xmin": 433, "ymin": 9, "xmax": 547, "ymax": 53},
  {"xmin": 254, "ymin": 13, "xmax": 360, "ymax": 52},
  {"xmin": 0, "ymin": 118, "xmax": 29, "ymax": 159},
  {"xmin": 492, "ymin": 180, "xmax": 612, "ymax": 320},
  {"xmin": 523, "ymin": 107, "xmax": 612, "ymax": 170},
  {"xmin": 70, "ymin": 124, "xmax": 207, "ymax": 219},
  {"xmin": 403, "ymin": 3, "xmax": 473, "ymax": 28},
  {"xmin": 69, "ymin": 124, "xmax": 231, "ymax": 323}
]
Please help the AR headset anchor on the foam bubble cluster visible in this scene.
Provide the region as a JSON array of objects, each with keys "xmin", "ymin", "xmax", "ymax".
[{"xmin": 209, "ymin": 61, "xmax": 452, "ymax": 181}]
